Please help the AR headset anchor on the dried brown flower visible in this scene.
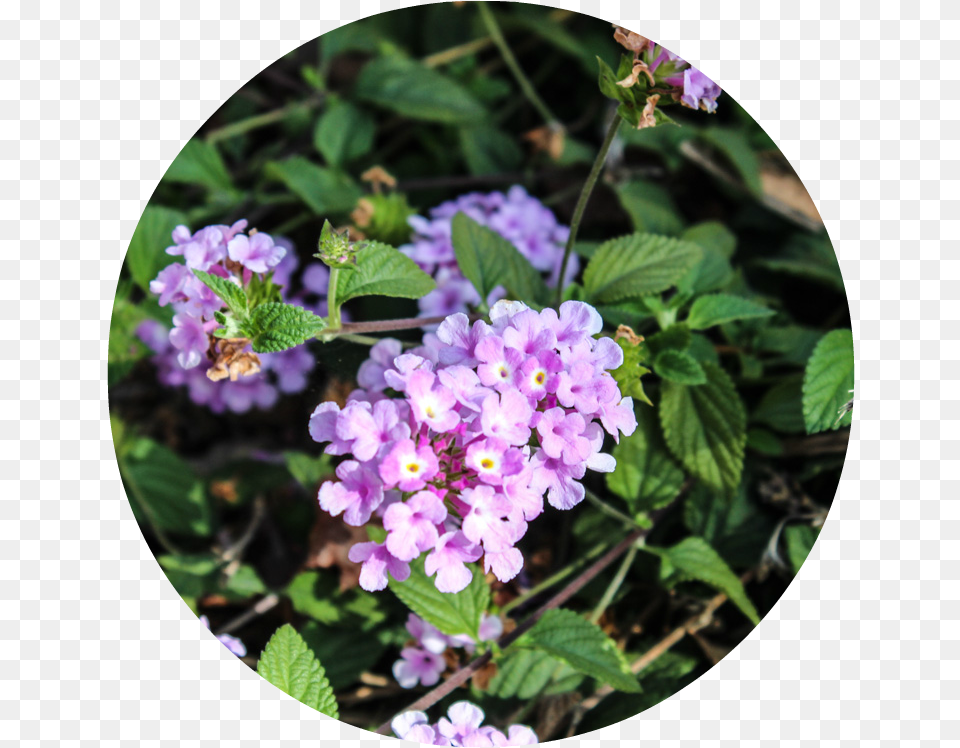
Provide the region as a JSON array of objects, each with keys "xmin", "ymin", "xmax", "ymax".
[
  {"xmin": 206, "ymin": 338, "xmax": 261, "ymax": 382},
  {"xmin": 523, "ymin": 123, "xmax": 566, "ymax": 160},
  {"xmin": 614, "ymin": 324, "xmax": 644, "ymax": 346},
  {"xmin": 613, "ymin": 25, "xmax": 650, "ymax": 54},
  {"xmin": 638, "ymin": 94, "xmax": 661, "ymax": 129},
  {"xmin": 360, "ymin": 165, "xmax": 397, "ymax": 193}
]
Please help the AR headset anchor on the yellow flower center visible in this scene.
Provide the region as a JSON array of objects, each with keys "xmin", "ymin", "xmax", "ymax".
[
  {"xmin": 406, "ymin": 462, "xmax": 420, "ymax": 474},
  {"xmin": 480, "ymin": 458, "xmax": 495, "ymax": 470},
  {"xmin": 534, "ymin": 371, "xmax": 546, "ymax": 385}
]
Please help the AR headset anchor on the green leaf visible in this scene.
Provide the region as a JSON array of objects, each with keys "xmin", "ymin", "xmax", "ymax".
[
  {"xmin": 126, "ymin": 206, "xmax": 188, "ymax": 291},
  {"xmin": 157, "ymin": 553, "xmax": 220, "ymax": 599},
  {"xmin": 645, "ymin": 324, "xmax": 691, "ymax": 358},
  {"xmin": 389, "ymin": 556, "xmax": 489, "ymax": 639},
  {"xmin": 650, "ymin": 537, "xmax": 759, "ymax": 624},
  {"xmin": 753, "ymin": 325, "xmax": 823, "ymax": 367},
  {"xmin": 802, "ymin": 329, "xmax": 854, "ymax": 433},
  {"xmin": 754, "ymin": 234, "xmax": 845, "ymax": 293},
  {"xmin": 696, "ymin": 128, "xmax": 763, "ymax": 196},
  {"xmin": 224, "ymin": 564, "xmax": 268, "ymax": 597},
  {"xmin": 583, "ymin": 234, "xmax": 701, "ymax": 305},
  {"xmin": 522, "ymin": 609, "xmax": 640, "ymax": 693},
  {"xmin": 783, "ymin": 524, "xmax": 819, "ymax": 574},
  {"xmin": 460, "ymin": 125, "xmax": 523, "ymax": 175},
  {"xmin": 608, "ymin": 406, "xmax": 685, "ymax": 515},
  {"xmin": 660, "ymin": 362, "xmax": 747, "ymax": 494},
  {"xmin": 597, "ymin": 56, "xmax": 633, "ymax": 104},
  {"xmin": 686, "ymin": 293, "xmax": 774, "ymax": 330},
  {"xmin": 285, "ymin": 571, "xmax": 343, "ymax": 625},
  {"xmin": 683, "ymin": 480, "xmax": 776, "ymax": 568},
  {"xmin": 257, "ymin": 624, "xmax": 339, "ymax": 718},
  {"xmin": 610, "ymin": 336, "xmax": 651, "ymax": 406},
  {"xmin": 300, "ymin": 622, "xmax": 388, "ymax": 691},
  {"xmin": 488, "ymin": 649, "xmax": 574, "ymax": 699},
  {"xmin": 164, "ymin": 138, "xmax": 233, "ymax": 192},
  {"xmin": 687, "ymin": 333, "xmax": 720, "ymax": 366},
  {"xmin": 355, "ymin": 55, "xmax": 486, "ymax": 124},
  {"xmin": 242, "ymin": 302, "xmax": 326, "ymax": 353},
  {"xmin": 654, "ymin": 349, "xmax": 706, "ymax": 385},
  {"xmin": 615, "ymin": 182, "xmax": 685, "ymax": 236},
  {"xmin": 451, "ymin": 212, "xmax": 548, "ymax": 306},
  {"xmin": 265, "ymin": 157, "xmax": 362, "ymax": 215},
  {"xmin": 681, "ymin": 221, "xmax": 737, "ymax": 259},
  {"xmin": 193, "ymin": 270, "xmax": 248, "ymax": 317},
  {"xmin": 283, "ymin": 451, "xmax": 334, "ymax": 491},
  {"xmin": 752, "ymin": 376, "xmax": 805, "ymax": 433},
  {"xmin": 121, "ymin": 438, "xmax": 212, "ymax": 536},
  {"xmin": 335, "ymin": 241, "xmax": 436, "ymax": 304},
  {"xmin": 314, "ymin": 101, "xmax": 376, "ymax": 167}
]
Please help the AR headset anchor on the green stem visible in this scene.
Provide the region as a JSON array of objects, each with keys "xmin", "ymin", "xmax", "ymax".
[
  {"xmin": 500, "ymin": 539, "xmax": 610, "ymax": 616},
  {"xmin": 326, "ymin": 267, "xmax": 341, "ymax": 330},
  {"xmin": 589, "ymin": 544, "xmax": 638, "ymax": 624},
  {"xmin": 583, "ymin": 486, "xmax": 639, "ymax": 529},
  {"xmin": 477, "ymin": 1, "xmax": 560, "ymax": 127},
  {"xmin": 554, "ymin": 115, "xmax": 622, "ymax": 306},
  {"xmin": 204, "ymin": 97, "xmax": 323, "ymax": 144}
]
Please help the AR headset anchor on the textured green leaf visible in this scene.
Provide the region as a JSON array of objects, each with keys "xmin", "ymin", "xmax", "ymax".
[
  {"xmin": 122, "ymin": 438, "xmax": 212, "ymax": 536},
  {"xmin": 596, "ymin": 56, "xmax": 633, "ymax": 104},
  {"xmin": 583, "ymin": 234, "xmax": 701, "ymax": 305},
  {"xmin": 451, "ymin": 212, "xmax": 548, "ymax": 306},
  {"xmin": 687, "ymin": 333, "xmax": 720, "ymax": 366},
  {"xmin": 488, "ymin": 649, "xmax": 565, "ymax": 699},
  {"xmin": 193, "ymin": 270, "xmax": 247, "ymax": 317},
  {"xmin": 164, "ymin": 138, "xmax": 233, "ymax": 192},
  {"xmin": 285, "ymin": 571, "xmax": 343, "ymax": 625},
  {"xmin": 257, "ymin": 624, "xmax": 339, "ymax": 718},
  {"xmin": 615, "ymin": 182, "xmax": 685, "ymax": 236},
  {"xmin": 660, "ymin": 362, "xmax": 747, "ymax": 493},
  {"xmin": 752, "ymin": 375, "xmax": 805, "ymax": 433},
  {"xmin": 686, "ymin": 293, "xmax": 774, "ymax": 330},
  {"xmin": 223, "ymin": 564, "xmax": 267, "ymax": 597},
  {"xmin": 126, "ymin": 206, "xmax": 188, "ymax": 292},
  {"xmin": 265, "ymin": 157, "xmax": 362, "ymax": 215},
  {"xmin": 283, "ymin": 451, "xmax": 334, "ymax": 491},
  {"xmin": 753, "ymin": 325, "xmax": 823, "ymax": 367},
  {"xmin": 696, "ymin": 128, "xmax": 763, "ymax": 196},
  {"xmin": 335, "ymin": 241, "xmax": 436, "ymax": 303},
  {"xmin": 746, "ymin": 428, "xmax": 783, "ymax": 455},
  {"xmin": 389, "ymin": 556, "xmax": 489, "ymax": 639},
  {"xmin": 651, "ymin": 537, "xmax": 759, "ymax": 624},
  {"xmin": 355, "ymin": 55, "xmax": 486, "ymax": 123},
  {"xmin": 460, "ymin": 125, "xmax": 523, "ymax": 175},
  {"xmin": 314, "ymin": 102, "xmax": 376, "ymax": 167},
  {"xmin": 654, "ymin": 349, "xmax": 706, "ymax": 385},
  {"xmin": 300, "ymin": 622, "xmax": 388, "ymax": 690},
  {"xmin": 683, "ymin": 481, "xmax": 775, "ymax": 568},
  {"xmin": 681, "ymin": 221, "xmax": 737, "ymax": 259},
  {"xmin": 754, "ymin": 234, "xmax": 844, "ymax": 292},
  {"xmin": 523, "ymin": 609, "xmax": 640, "ymax": 693},
  {"xmin": 607, "ymin": 406, "xmax": 684, "ymax": 515},
  {"xmin": 243, "ymin": 302, "xmax": 326, "ymax": 353},
  {"xmin": 610, "ymin": 336, "xmax": 651, "ymax": 406},
  {"xmin": 783, "ymin": 524, "xmax": 819, "ymax": 574},
  {"xmin": 644, "ymin": 324, "xmax": 691, "ymax": 358},
  {"xmin": 802, "ymin": 329, "xmax": 854, "ymax": 433}
]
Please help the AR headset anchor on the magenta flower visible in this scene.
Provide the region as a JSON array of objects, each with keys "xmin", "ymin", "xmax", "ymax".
[
  {"xmin": 406, "ymin": 370, "xmax": 460, "ymax": 432},
  {"xmin": 597, "ymin": 396, "xmax": 639, "ymax": 441},
  {"xmin": 465, "ymin": 438, "xmax": 523, "ymax": 485},
  {"xmin": 459, "ymin": 485, "xmax": 516, "ymax": 551},
  {"xmin": 383, "ymin": 490, "xmax": 448, "ymax": 562},
  {"xmin": 437, "ymin": 365, "xmax": 487, "ymax": 412},
  {"xmin": 536, "ymin": 407, "xmax": 592, "ymax": 465},
  {"xmin": 540, "ymin": 300, "xmax": 603, "ymax": 348},
  {"xmin": 336, "ymin": 399, "xmax": 410, "ymax": 462},
  {"xmin": 348, "ymin": 541, "xmax": 410, "ymax": 591},
  {"xmin": 406, "ymin": 614, "xmax": 450, "ymax": 654},
  {"xmin": 227, "ymin": 231, "xmax": 286, "ymax": 273},
  {"xmin": 200, "ymin": 615, "xmax": 246, "ymax": 657},
  {"xmin": 529, "ymin": 450, "xmax": 587, "ymax": 510},
  {"xmin": 501, "ymin": 308, "xmax": 557, "ymax": 356},
  {"xmin": 475, "ymin": 336, "xmax": 525, "ymax": 390},
  {"xmin": 380, "ymin": 439, "xmax": 440, "ymax": 492},
  {"xmin": 318, "ymin": 460, "xmax": 384, "ymax": 526},
  {"xmin": 393, "ymin": 646, "xmax": 446, "ymax": 689},
  {"xmin": 425, "ymin": 531, "xmax": 482, "ymax": 593},
  {"xmin": 555, "ymin": 361, "xmax": 610, "ymax": 415},
  {"xmin": 478, "ymin": 389, "xmax": 532, "ymax": 446},
  {"xmin": 680, "ymin": 67, "xmax": 722, "ymax": 112},
  {"xmin": 178, "ymin": 226, "xmax": 227, "ymax": 271}
]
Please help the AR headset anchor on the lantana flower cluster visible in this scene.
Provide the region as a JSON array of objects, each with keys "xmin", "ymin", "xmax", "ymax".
[
  {"xmin": 393, "ymin": 613, "xmax": 502, "ymax": 689},
  {"xmin": 309, "ymin": 300, "xmax": 637, "ymax": 594},
  {"xmin": 392, "ymin": 702, "xmax": 537, "ymax": 747},
  {"xmin": 400, "ymin": 187, "xmax": 576, "ymax": 318},
  {"xmin": 137, "ymin": 221, "xmax": 332, "ymax": 413}
]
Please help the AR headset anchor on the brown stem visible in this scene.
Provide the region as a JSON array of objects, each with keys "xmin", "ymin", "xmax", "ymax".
[{"xmin": 333, "ymin": 314, "xmax": 483, "ymax": 336}]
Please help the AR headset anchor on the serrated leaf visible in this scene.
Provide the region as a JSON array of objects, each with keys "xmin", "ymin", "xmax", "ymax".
[
  {"xmin": 753, "ymin": 325, "xmax": 822, "ymax": 367},
  {"xmin": 583, "ymin": 234, "xmax": 701, "ymax": 305},
  {"xmin": 451, "ymin": 212, "xmax": 548, "ymax": 306},
  {"xmin": 615, "ymin": 182, "xmax": 685, "ymax": 236},
  {"xmin": 522, "ymin": 609, "xmax": 640, "ymax": 693},
  {"xmin": 243, "ymin": 302, "xmax": 326, "ymax": 353},
  {"xmin": 335, "ymin": 241, "xmax": 436, "ymax": 304},
  {"xmin": 660, "ymin": 362, "xmax": 746, "ymax": 494},
  {"xmin": 488, "ymin": 649, "xmax": 565, "ymax": 699},
  {"xmin": 681, "ymin": 221, "xmax": 737, "ymax": 259},
  {"xmin": 752, "ymin": 375, "xmax": 805, "ymax": 433},
  {"xmin": 193, "ymin": 270, "xmax": 247, "ymax": 317},
  {"xmin": 314, "ymin": 101, "xmax": 376, "ymax": 167},
  {"xmin": 126, "ymin": 206, "xmax": 188, "ymax": 292},
  {"xmin": 300, "ymin": 622, "xmax": 388, "ymax": 690},
  {"xmin": 285, "ymin": 571, "xmax": 344, "ymax": 625},
  {"xmin": 645, "ymin": 324, "xmax": 691, "ymax": 357},
  {"xmin": 355, "ymin": 55, "xmax": 486, "ymax": 124},
  {"xmin": 610, "ymin": 336, "xmax": 651, "ymax": 406},
  {"xmin": 650, "ymin": 537, "xmax": 759, "ymax": 624},
  {"xmin": 686, "ymin": 293, "xmax": 774, "ymax": 330},
  {"xmin": 654, "ymin": 349, "xmax": 706, "ymax": 385},
  {"xmin": 607, "ymin": 406, "xmax": 684, "ymax": 515},
  {"xmin": 802, "ymin": 329, "xmax": 854, "ymax": 433},
  {"xmin": 683, "ymin": 481, "xmax": 776, "ymax": 568},
  {"xmin": 257, "ymin": 624, "xmax": 339, "ymax": 718},
  {"xmin": 687, "ymin": 333, "xmax": 720, "ymax": 366},
  {"xmin": 164, "ymin": 138, "xmax": 234, "ymax": 192},
  {"xmin": 121, "ymin": 438, "xmax": 212, "ymax": 537},
  {"xmin": 265, "ymin": 157, "xmax": 362, "ymax": 215},
  {"xmin": 389, "ymin": 556, "xmax": 489, "ymax": 639},
  {"xmin": 460, "ymin": 124, "xmax": 523, "ymax": 175}
]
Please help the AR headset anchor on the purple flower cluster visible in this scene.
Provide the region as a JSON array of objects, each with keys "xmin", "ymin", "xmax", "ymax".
[
  {"xmin": 200, "ymin": 615, "xmax": 246, "ymax": 657},
  {"xmin": 310, "ymin": 300, "xmax": 637, "ymax": 594},
  {"xmin": 649, "ymin": 46, "xmax": 722, "ymax": 113},
  {"xmin": 401, "ymin": 187, "xmax": 576, "ymax": 318},
  {"xmin": 392, "ymin": 702, "xmax": 537, "ymax": 747},
  {"xmin": 138, "ymin": 222, "xmax": 330, "ymax": 413},
  {"xmin": 393, "ymin": 613, "xmax": 502, "ymax": 689}
]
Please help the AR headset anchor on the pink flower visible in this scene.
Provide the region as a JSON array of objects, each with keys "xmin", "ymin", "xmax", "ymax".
[
  {"xmin": 318, "ymin": 461, "xmax": 384, "ymax": 526},
  {"xmin": 168, "ymin": 314, "xmax": 212, "ymax": 369},
  {"xmin": 393, "ymin": 646, "xmax": 446, "ymax": 689},
  {"xmin": 425, "ymin": 531, "xmax": 482, "ymax": 593},
  {"xmin": 478, "ymin": 389, "xmax": 532, "ymax": 446},
  {"xmin": 336, "ymin": 399, "xmax": 410, "ymax": 462},
  {"xmin": 227, "ymin": 231, "xmax": 286, "ymax": 273},
  {"xmin": 405, "ymin": 370, "xmax": 460, "ymax": 432},
  {"xmin": 475, "ymin": 336, "xmax": 525, "ymax": 390},
  {"xmin": 348, "ymin": 541, "xmax": 410, "ymax": 591},
  {"xmin": 465, "ymin": 438, "xmax": 523, "ymax": 486},
  {"xmin": 383, "ymin": 491, "xmax": 448, "ymax": 562},
  {"xmin": 356, "ymin": 338, "xmax": 403, "ymax": 391},
  {"xmin": 380, "ymin": 439, "xmax": 440, "ymax": 491},
  {"xmin": 535, "ymin": 407, "xmax": 592, "ymax": 465},
  {"xmin": 436, "ymin": 314, "xmax": 491, "ymax": 367},
  {"xmin": 459, "ymin": 485, "xmax": 516, "ymax": 551}
]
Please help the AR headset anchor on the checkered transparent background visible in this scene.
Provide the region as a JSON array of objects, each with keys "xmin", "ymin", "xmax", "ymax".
[{"xmin": 4, "ymin": 0, "xmax": 949, "ymax": 744}]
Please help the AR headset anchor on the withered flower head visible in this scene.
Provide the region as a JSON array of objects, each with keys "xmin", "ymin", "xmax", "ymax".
[
  {"xmin": 360, "ymin": 165, "xmax": 397, "ymax": 193},
  {"xmin": 613, "ymin": 25, "xmax": 650, "ymax": 55},
  {"xmin": 206, "ymin": 338, "xmax": 261, "ymax": 382},
  {"xmin": 350, "ymin": 197, "xmax": 376, "ymax": 229},
  {"xmin": 638, "ymin": 94, "xmax": 661, "ymax": 130},
  {"xmin": 614, "ymin": 324, "xmax": 644, "ymax": 346}
]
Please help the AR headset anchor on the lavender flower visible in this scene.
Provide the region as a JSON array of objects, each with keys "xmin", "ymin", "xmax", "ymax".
[
  {"xmin": 392, "ymin": 701, "xmax": 537, "ymax": 747},
  {"xmin": 199, "ymin": 615, "xmax": 246, "ymax": 658}
]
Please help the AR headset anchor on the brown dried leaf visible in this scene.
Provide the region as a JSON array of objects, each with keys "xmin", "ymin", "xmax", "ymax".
[
  {"xmin": 523, "ymin": 124, "xmax": 566, "ymax": 160},
  {"xmin": 612, "ymin": 25, "xmax": 650, "ymax": 54}
]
